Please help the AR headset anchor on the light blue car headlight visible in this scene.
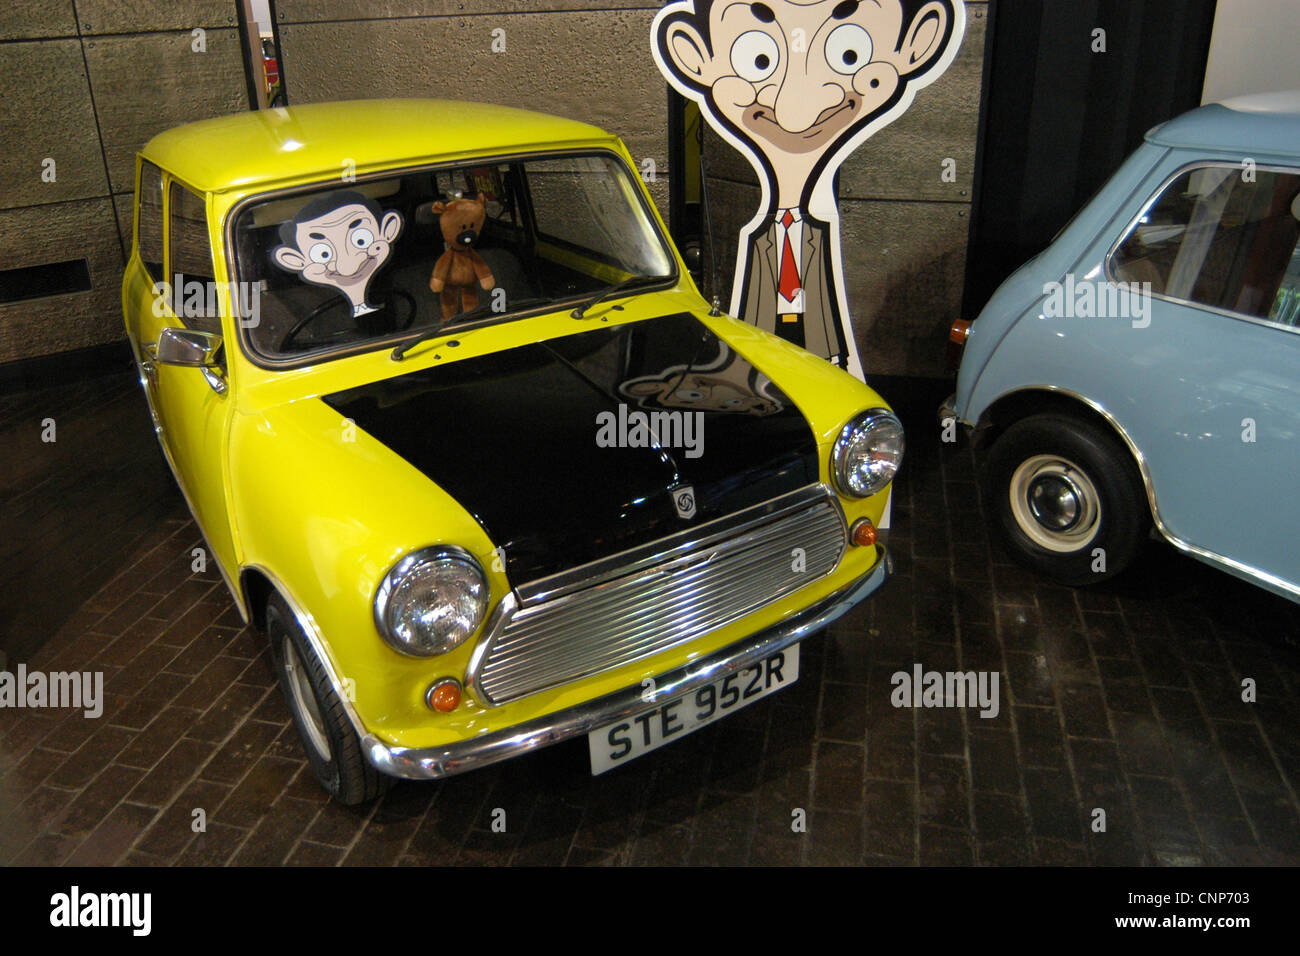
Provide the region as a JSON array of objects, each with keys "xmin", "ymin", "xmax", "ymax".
[
  {"xmin": 374, "ymin": 547, "xmax": 488, "ymax": 657},
  {"xmin": 832, "ymin": 409, "xmax": 905, "ymax": 498}
]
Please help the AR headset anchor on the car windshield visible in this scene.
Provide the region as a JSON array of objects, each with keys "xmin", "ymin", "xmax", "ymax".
[{"xmin": 230, "ymin": 152, "xmax": 676, "ymax": 363}]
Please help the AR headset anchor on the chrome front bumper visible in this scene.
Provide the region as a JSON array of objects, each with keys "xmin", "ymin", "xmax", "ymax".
[{"xmin": 362, "ymin": 548, "xmax": 891, "ymax": 780}]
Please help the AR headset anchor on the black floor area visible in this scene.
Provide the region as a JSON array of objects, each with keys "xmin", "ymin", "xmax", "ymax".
[{"xmin": 0, "ymin": 362, "xmax": 177, "ymax": 665}]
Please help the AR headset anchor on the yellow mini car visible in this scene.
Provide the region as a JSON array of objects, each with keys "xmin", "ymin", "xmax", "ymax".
[{"xmin": 122, "ymin": 99, "xmax": 901, "ymax": 803}]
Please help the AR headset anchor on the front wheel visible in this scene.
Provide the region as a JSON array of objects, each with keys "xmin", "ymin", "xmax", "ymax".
[
  {"xmin": 266, "ymin": 592, "xmax": 390, "ymax": 805},
  {"xmin": 981, "ymin": 413, "xmax": 1148, "ymax": 586}
]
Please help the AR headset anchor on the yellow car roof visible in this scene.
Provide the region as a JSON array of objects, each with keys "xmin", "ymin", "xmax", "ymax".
[{"xmin": 141, "ymin": 98, "xmax": 616, "ymax": 194}]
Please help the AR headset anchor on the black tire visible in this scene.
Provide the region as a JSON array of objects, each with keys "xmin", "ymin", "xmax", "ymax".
[
  {"xmin": 265, "ymin": 592, "xmax": 390, "ymax": 805},
  {"xmin": 981, "ymin": 413, "xmax": 1148, "ymax": 586}
]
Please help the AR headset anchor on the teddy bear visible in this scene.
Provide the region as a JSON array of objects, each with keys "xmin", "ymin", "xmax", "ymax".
[{"xmin": 428, "ymin": 192, "xmax": 495, "ymax": 321}]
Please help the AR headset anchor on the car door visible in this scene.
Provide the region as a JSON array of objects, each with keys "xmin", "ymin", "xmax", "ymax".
[
  {"xmin": 1106, "ymin": 159, "xmax": 1300, "ymax": 596},
  {"xmin": 123, "ymin": 159, "xmax": 168, "ymax": 432},
  {"xmin": 133, "ymin": 172, "xmax": 241, "ymax": 592}
]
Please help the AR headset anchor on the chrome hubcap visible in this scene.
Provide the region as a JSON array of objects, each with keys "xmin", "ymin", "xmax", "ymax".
[
  {"xmin": 1009, "ymin": 455, "xmax": 1101, "ymax": 553},
  {"xmin": 1028, "ymin": 473, "xmax": 1083, "ymax": 531},
  {"xmin": 283, "ymin": 634, "xmax": 331, "ymax": 761}
]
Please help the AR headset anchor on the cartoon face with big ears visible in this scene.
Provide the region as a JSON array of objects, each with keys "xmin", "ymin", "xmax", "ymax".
[
  {"xmin": 652, "ymin": 0, "xmax": 965, "ymax": 379},
  {"xmin": 272, "ymin": 190, "xmax": 403, "ymax": 318}
]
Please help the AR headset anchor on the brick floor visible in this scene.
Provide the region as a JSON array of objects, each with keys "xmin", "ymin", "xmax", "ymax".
[{"xmin": 1, "ymin": 372, "xmax": 1297, "ymax": 865}]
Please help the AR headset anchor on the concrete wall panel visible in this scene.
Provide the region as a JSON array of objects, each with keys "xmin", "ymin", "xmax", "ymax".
[
  {"xmin": 0, "ymin": 40, "xmax": 108, "ymax": 210},
  {"xmin": 838, "ymin": 5, "xmax": 986, "ymax": 203},
  {"xmin": 277, "ymin": 1, "xmax": 653, "ymax": 23},
  {"xmin": 277, "ymin": 9, "xmax": 669, "ymax": 212},
  {"xmin": 112, "ymin": 191, "xmax": 134, "ymax": 261},
  {"xmin": 76, "ymin": 1, "xmax": 239, "ymax": 35},
  {"xmin": 83, "ymin": 29, "xmax": 248, "ymax": 194},
  {"xmin": 838, "ymin": 199, "xmax": 970, "ymax": 377},
  {"xmin": 0, "ymin": 199, "xmax": 124, "ymax": 362},
  {"xmin": 0, "ymin": 1, "xmax": 78, "ymax": 41}
]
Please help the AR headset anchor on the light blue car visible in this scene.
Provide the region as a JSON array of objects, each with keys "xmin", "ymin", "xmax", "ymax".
[{"xmin": 944, "ymin": 91, "xmax": 1300, "ymax": 602}]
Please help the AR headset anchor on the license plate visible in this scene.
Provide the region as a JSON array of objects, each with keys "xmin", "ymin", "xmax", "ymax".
[{"xmin": 588, "ymin": 645, "xmax": 800, "ymax": 775}]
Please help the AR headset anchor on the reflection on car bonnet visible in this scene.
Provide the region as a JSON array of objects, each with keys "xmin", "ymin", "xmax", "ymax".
[{"xmin": 619, "ymin": 339, "xmax": 785, "ymax": 417}]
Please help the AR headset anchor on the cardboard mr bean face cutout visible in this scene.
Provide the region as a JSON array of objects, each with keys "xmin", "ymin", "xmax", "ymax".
[
  {"xmin": 272, "ymin": 190, "xmax": 404, "ymax": 318},
  {"xmin": 652, "ymin": 0, "xmax": 965, "ymax": 380}
]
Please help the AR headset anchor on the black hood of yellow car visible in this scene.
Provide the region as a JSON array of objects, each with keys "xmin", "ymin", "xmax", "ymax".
[{"xmin": 322, "ymin": 312, "xmax": 818, "ymax": 585}]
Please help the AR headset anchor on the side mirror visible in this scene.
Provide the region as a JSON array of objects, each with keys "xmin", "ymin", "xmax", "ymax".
[
  {"xmin": 155, "ymin": 327, "xmax": 222, "ymax": 367},
  {"xmin": 153, "ymin": 328, "xmax": 227, "ymax": 394}
]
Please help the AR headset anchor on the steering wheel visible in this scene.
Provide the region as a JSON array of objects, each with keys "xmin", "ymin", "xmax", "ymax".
[{"xmin": 279, "ymin": 290, "xmax": 416, "ymax": 352}]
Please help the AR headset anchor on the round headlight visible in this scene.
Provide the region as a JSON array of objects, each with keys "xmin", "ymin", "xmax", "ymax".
[
  {"xmin": 832, "ymin": 408, "xmax": 905, "ymax": 498},
  {"xmin": 374, "ymin": 547, "xmax": 488, "ymax": 657}
]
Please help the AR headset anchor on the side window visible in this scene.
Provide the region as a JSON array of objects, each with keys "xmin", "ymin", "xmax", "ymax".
[
  {"xmin": 168, "ymin": 181, "xmax": 222, "ymax": 335},
  {"xmin": 529, "ymin": 158, "xmax": 619, "ymax": 256},
  {"xmin": 137, "ymin": 161, "xmax": 164, "ymax": 279},
  {"xmin": 526, "ymin": 155, "xmax": 671, "ymax": 275},
  {"xmin": 1111, "ymin": 164, "xmax": 1300, "ymax": 325}
]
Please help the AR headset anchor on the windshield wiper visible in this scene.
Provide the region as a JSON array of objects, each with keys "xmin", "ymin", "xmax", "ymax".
[
  {"xmin": 390, "ymin": 297, "xmax": 548, "ymax": 360},
  {"xmin": 570, "ymin": 275, "xmax": 665, "ymax": 319}
]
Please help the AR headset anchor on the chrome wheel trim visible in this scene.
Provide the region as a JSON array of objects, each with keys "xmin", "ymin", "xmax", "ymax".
[
  {"xmin": 282, "ymin": 633, "xmax": 332, "ymax": 762},
  {"xmin": 1008, "ymin": 454, "xmax": 1101, "ymax": 553}
]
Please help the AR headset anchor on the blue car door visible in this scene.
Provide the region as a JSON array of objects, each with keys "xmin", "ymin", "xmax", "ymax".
[{"xmin": 1105, "ymin": 158, "xmax": 1300, "ymax": 597}]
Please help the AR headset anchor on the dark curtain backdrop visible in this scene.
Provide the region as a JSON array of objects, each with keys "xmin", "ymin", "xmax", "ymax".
[{"xmin": 963, "ymin": 0, "xmax": 1219, "ymax": 315}]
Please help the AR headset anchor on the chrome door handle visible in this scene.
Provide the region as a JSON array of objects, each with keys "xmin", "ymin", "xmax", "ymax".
[{"xmin": 140, "ymin": 344, "xmax": 158, "ymax": 385}]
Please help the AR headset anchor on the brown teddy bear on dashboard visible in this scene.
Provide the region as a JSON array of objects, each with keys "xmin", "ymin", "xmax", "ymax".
[{"xmin": 429, "ymin": 192, "xmax": 495, "ymax": 321}]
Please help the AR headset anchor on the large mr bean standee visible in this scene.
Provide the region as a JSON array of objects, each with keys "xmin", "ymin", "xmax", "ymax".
[{"xmin": 652, "ymin": 0, "xmax": 966, "ymax": 380}]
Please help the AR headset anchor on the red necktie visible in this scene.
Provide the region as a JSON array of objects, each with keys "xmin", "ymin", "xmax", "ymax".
[{"xmin": 778, "ymin": 210, "xmax": 801, "ymax": 302}]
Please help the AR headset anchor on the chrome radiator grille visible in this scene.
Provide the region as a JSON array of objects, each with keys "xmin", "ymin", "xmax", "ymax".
[{"xmin": 469, "ymin": 486, "xmax": 846, "ymax": 705}]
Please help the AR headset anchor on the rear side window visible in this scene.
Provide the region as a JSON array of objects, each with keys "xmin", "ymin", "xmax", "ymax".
[
  {"xmin": 168, "ymin": 181, "xmax": 222, "ymax": 335},
  {"xmin": 137, "ymin": 161, "xmax": 164, "ymax": 279},
  {"xmin": 1110, "ymin": 163, "xmax": 1300, "ymax": 326}
]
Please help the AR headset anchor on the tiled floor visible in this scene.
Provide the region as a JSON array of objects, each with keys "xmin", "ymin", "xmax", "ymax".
[{"xmin": 1, "ymin": 371, "xmax": 1297, "ymax": 866}]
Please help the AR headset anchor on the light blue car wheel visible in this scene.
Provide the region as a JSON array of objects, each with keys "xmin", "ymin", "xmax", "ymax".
[{"xmin": 982, "ymin": 413, "xmax": 1148, "ymax": 587}]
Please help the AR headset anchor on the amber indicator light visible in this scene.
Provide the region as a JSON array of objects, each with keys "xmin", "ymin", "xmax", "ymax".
[
  {"xmin": 850, "ymin": 518, "xmax": 877, "ymax": 548},
  {"xmin": 427, "ymin": 679, "xmax": 462, "ymax": 713}
]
